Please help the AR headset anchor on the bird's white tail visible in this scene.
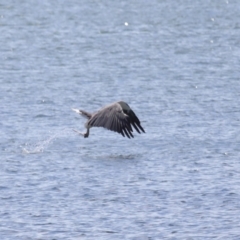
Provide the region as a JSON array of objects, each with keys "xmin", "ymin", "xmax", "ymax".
[
  {"xmin": 72, "ymin": 108, "xmax": 92, "ymax": 119},
  {"xmin": 72, "ymin": 108, "xmax": 80, "ymax": 114}
]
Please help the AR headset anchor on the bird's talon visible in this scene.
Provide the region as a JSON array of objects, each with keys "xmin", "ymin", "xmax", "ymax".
[{"xmin": 73, "ymin": 129, "xmax": 84, "ymax": 136}]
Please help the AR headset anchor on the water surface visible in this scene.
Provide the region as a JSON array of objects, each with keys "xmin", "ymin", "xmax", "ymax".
[{"xmin": 1, "ymin": 0, "xmax": 240, "ymax": 239}]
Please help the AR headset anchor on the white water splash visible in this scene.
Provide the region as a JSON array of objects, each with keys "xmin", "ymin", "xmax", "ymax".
[{"xmin": 22, "ymin": 128, "xmax": 76, "ymax": 154}]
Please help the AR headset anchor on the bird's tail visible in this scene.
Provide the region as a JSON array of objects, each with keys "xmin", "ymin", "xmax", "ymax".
[{"xmin": 72, "ymin": 108, "xmax": 92, "ymax": 119}]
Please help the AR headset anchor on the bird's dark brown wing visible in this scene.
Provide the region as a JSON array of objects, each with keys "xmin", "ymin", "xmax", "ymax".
[{"xmin": 87, "ymin": 102, "xmax": 145, "ymax": 138}]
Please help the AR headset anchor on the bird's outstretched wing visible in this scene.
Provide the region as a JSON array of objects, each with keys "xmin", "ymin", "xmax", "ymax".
[{"xmin": 87, "ymin": 102, "xmax": 145, "ymax": 138}]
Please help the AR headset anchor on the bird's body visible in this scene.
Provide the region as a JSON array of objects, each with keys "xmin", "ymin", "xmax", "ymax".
[{"xmin": 72, "ymin": 101, "xmax": 145, "ymax": 139}]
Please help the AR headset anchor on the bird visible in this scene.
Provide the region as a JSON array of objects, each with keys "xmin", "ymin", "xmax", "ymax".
[{"xmin": 72, "ymin": 101, "xmax": 145, "ymax": 139}]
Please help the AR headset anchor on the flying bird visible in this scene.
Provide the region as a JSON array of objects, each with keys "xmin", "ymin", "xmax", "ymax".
[{"xmin": 72, "ymin": 101, "xmax": 145, "ymax": 139}]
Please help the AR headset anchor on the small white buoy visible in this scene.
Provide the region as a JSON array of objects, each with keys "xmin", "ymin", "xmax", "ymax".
[{"xmin": 124, "ymin": 22, "xmax": 129, "ymax": 26}]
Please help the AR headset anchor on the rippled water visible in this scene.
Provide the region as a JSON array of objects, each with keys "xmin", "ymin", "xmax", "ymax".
[{"xmin": 1, "ymin": 0, "xmax": 240, "ymax": 239}]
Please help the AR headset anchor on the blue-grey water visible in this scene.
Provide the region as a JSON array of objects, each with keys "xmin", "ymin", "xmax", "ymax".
[{"xmin": 1, "ymin": 0, "xmax": 240, "ymax": 239}]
